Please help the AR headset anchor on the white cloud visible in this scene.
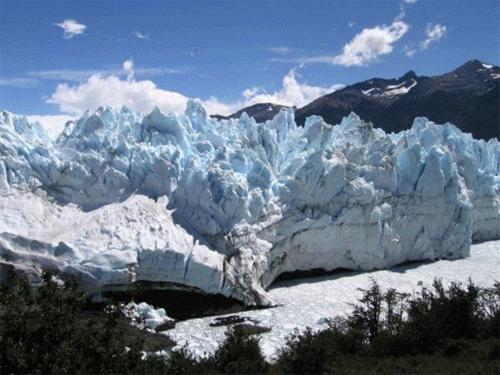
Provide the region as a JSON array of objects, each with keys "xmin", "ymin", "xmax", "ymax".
[
  {"xmin": 283, "ymin": 19, "xmax": 409, "ymax": 67},
  {"xmin": 268, "ymin": 46, "xmax": 293, "ymax": 55},
  {"xmin": 47, "ymin": 75, "xmax": 190, "ymax": 115},
  {"xmin": 26, "ymin": 114, "xmax": 74, "ymax": 139},
  {"xmin": 123, "ymin": 59, "xmax": 134, "ymax": 80},
  {"xmin": 403, "ymin": 0, "xmax": 417, "ymax": 4},
  {"xmin": 47, "ymin": 60, "xmax": 343, "ymax": 117},
  {"xmin": 54, "ymin": 19, "xmax": 86, "ymax": 39},
  {"xmin": 46, "ymin": 59, "xmax": 228, "ymax": 115},
  {"xmin": 201, "ymin": 97, "xmax": 237, "ymax": 116},
  {"xmin": 27, "ymin": 66, "xmax": 184, "ymax": 82},
  {"xmin": 404, "ymin": 44, "xmax": 417, "ymax": 57},
  {"xmin": 331, "ymin": 20, "xmax": 409, "ymax": 66},
  {"xmin": 241, "ymin": 69, "xmax": 344, "ymax": 108},
  {"xmin": 0, "ymin": 77, "xmax": 38, "ymax": 88},
  {"xmin": 420, "ymin": 23, "xmax": 447, "ymax": 50},
  {"xmin": 405, "ymin": 23, "xmax": 447, "ymax": 57},
  {"xmin": 132, "ymin": 31, "xmax": 149, "ymax": 40},
  {"xmin": 29, "ymin": 69, "xmax": 105, "ymax": 81}
]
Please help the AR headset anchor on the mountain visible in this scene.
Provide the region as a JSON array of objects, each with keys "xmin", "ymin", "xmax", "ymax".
[
  {"xmin": 296, "ymin": 60, "xmax": 499, "ymax": 140},
  {"xmin": 217, "ymin": 60, "xmax": 500, "ymax": 140},
  {"xmin": 1, "ymin": 103, "xmax": 499, "ymax": 305},
  {"xmin": 212, "ymin": 102, "xmax": 290, "ymax": 123}
]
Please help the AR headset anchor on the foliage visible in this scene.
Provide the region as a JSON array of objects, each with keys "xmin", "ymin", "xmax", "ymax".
[
  {"xmin": 274, "ymin": 278, "xmax": 500, "ymax": 374},
  {"xmin": 0, "ymin": 272, "xmax": 146, "ymax": 374},
  {"xmin": 1, "ymin": 272, "xmax": 499, "ymax": 374}
]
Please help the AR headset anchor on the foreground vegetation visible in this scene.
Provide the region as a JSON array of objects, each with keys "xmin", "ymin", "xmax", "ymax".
[{"xmin": 1, "ymin": 273, "xmax": 499, "ymax": 374}]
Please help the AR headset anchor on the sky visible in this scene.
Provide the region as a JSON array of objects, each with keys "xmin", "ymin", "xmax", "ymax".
[{"xmin": 1, "ymin": 0, "xmax": 499, "ymax": 133}]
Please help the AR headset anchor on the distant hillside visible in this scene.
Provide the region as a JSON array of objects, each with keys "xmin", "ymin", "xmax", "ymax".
[
  {"xmin": 212, "ymin": 103, "xmax": 291, "ymax": 123},
  {"xmin": 215, "ymin": 60, "xmax": 499, "ymax": 140}
]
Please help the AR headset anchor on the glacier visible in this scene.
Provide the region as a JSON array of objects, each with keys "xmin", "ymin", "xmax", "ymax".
[{"xmin": 0, "ymin": 102, "xmax": 499, "ymax": 305}]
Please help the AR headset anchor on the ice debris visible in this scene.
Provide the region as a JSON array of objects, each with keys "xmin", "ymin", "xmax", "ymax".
[{"xmin": 123, "ymin": 301, "xmax": 175, "ymax": 331}]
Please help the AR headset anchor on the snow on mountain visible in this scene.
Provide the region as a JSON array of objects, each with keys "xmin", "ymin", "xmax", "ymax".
[
  {"xmin": 381, "ymin": 79, "xmax": 418, "ymax": 97},
  {"xmin": 295, "ymin": 60, "xmax": 500, "ymax": 140},
  {"xmin": 0, "ymin": 103, "xmax": 499, "ymax": 305},
  {"xmin": 362, "ymin": 78, "xmax": 418, "ymax": 98}
]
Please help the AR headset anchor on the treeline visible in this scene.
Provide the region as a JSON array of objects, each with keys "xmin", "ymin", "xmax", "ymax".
[{"xmin": 1, "ymin": 273, "xmax": 499, "ymax": 374}]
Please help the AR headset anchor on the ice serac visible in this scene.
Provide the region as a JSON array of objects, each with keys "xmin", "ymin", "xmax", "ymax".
[{"xmin": 0, "ymin": 104, "xmax": 498, "ymax": 305}]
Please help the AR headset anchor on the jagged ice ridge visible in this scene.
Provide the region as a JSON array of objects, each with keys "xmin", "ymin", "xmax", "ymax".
[{"xmin": 0, "ymin": 101, "xmax": 498, "ymax": 305}]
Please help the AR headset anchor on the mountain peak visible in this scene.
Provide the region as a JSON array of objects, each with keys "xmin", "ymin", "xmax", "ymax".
[
  {"xmin": 399, "ymin": 70, "xmax": 417, "ymax": 80},
  {"xmin": 454, "ymin": 59, "xmax": 497, "ymax": 73},
  {"xmin": 295, "ymin": 59, "xmax": 499, "ymax": 140}
]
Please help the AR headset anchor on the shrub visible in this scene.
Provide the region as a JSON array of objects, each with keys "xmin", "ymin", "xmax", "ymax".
[
  {"xmin": 209, "ymin": 326, "xmax": 268, "ymax": 374},
  {"xmin": 403, "ymin": 279, "xmax": 483, "ymax": 353},
  {"xmin": 275, "ymin": 328, "xmax": 329, "ymax": 375},
  {"xmin": 0, "ymin": 272, "xmax": 152, "ymax": 374},
  {"xmin": 2, "ymin": 272, "xmax": 499, "ymax": 374},
  {"xmin": 274, "ymin": 278, "xmax": 500, "ymax": 372}
]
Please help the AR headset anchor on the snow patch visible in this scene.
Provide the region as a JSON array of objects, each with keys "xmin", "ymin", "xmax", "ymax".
[
  {"xmin": 362, "ymin": 79, "xmax": 417, "ymax": 98},
  {"xmin": 382, "ymin": 79, "xmax": 417, "ymax": 97}
]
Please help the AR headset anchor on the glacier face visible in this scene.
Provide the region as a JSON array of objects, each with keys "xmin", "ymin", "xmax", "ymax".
[{"xmin": 0, "ymin": 103, "xmax": 498, "ymax": 305}]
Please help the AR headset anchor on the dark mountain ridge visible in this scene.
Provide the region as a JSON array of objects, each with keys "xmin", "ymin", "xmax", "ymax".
[
  {"xmin": 215, "ymin": 60, "xmax": 499, "ymax": 140},
  {"xmin": 212, "ymin": 102, "xmax": 291, "ymax": 123}
]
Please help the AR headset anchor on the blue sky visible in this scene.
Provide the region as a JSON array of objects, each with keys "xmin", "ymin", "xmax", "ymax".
[{"xmin": 1, "ymin": 0, "xmax": 499, "ymax": 127}]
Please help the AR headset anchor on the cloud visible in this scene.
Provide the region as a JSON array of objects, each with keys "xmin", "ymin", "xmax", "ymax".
[
  {"xmin": 272, "ymin": 19, "xmax": 409, "ymax": 67},
  {"xmin": 268, "ymin": 46, "xmax": 293, "ymax": 55},
  {"xmin": 47, "ymin": 60, "xmax": 342, "ymax": 116},
  {"xmin": 404, "ymin": 45, "xmax": 417, "ymax": 57},
  {"xmin": 201, "ymin": 97, "xmax": 237, "ymax": 116},
  {"xmin": 403, "ymin": 0, "xmax": 417, "ymax": 4},
  {"xmin": 28, "ymin": 69, "xmax": 105, "ymax": 81},
  {"xmin": 47, "ymin": 75, "xmax": 190, "ymax": 115},
  {"xmin": 420, "ymin": 23, "xmax": 446, "ymax": 50},
  {"xmin": 132, "ymin": 31, "xmax": 149, "ymax": 40},
  {"xmin": 27, "ymin": 66, "xmax": 184, "ymax": 82},
  {"xmin": 241, "ymin": 69, "xmax": 344, "ymax": 108},
  {"xmin": 330, "ymin": 20, "xmax": 409, "ymax": 66},
  {"xmin": 0, "ymin": 77, "xmax": 38, "ymax": 88},
  {"xmin": 26, "ymin": 114, "xmax": 74, "ymax": 139},
  {"xmin": 405, "ymin": 23, "xmax": 447, "ymax": 57},
  {"xmin": 54, "ymin": 19, "xmax": 86, "ymax": 39},
  {"xmin": 46, "ymin": 60, "xmax": 226, "ymax": 115},
  {"xmin": 348, "ymin": 21, "xmax": 355, "ymax": 28},
  {"xmin": 123, "ymin": 59, "xmax": 134, "ymax": 80}
]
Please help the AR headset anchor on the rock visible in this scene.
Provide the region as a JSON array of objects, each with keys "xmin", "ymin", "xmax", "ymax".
[
  {"xmin": 233, "ymin": 323, "xmax": 272, "ymax": 335},
  {"xmin": 209, "ymin": 315, "xmax": 257, "ymax": 327}
]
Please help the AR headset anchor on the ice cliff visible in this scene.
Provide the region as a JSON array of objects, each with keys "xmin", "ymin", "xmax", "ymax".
[{"xmin": 1, "ymin": 102, "xmax": 498, "ymax": 305}]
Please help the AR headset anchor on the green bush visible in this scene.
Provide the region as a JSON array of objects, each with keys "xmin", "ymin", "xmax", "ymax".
[
  {"xmin": 402, "ymin": 279, "xmax": 483, "ymax": 353},
  {"xmin": 275, "ymin": 328, "xmax": 329, "ymax": 374},
  {"xmin": 0, "ymin": 272, "xmax": 153, "ymax": 374},
  {"xmin": 274, "ymin": 278, "xmax": 500, "ymax": 373},
  {"xmin": 209, "ymin": 326, "xmax": 268, "ymax": 374},
  {"xmin": 1, "ymin": 272, "xmax": 499, "ymax": 374}
]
